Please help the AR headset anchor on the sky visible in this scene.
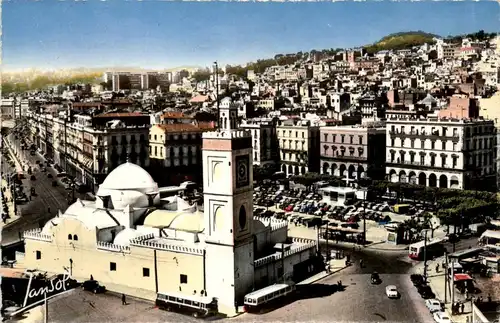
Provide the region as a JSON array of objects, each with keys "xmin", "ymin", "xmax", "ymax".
[{"xmin": 2, "ymin": 1, "xmax": 499, "ymax": 72}]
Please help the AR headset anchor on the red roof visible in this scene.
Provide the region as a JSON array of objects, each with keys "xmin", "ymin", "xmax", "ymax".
[
  {"xmin": 155, "ymin": 122, "xmax": 215, "ymax": 133},
  {"xmin": 161, "ymin": 112, "xmax": 192, "ymax": 120},
  {"xmin": 454, "ymin": 273, "xmax": 473, "ymax": 281}
]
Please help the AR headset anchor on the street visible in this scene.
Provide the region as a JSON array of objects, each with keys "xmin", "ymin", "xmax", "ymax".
[{"xmin": 1, "ymin": 138, "xmax": 88, "ymax": 248}]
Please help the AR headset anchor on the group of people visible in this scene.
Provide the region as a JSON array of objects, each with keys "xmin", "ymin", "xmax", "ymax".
[{"xmin": 452, "ymin": 302, "xmax": 465, "ymax": 315}]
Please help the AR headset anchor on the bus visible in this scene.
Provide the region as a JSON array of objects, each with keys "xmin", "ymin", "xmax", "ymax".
[
  {"xmin": 243, "ymin": 284, "xmax": 295, "ymax": 313},
  {"xmin": 409, "ymin": 238, "xmax": 446, "ymax": 260},
  {"xmin": 155, "ymin": 292, "xmax": 217, "ymax": 318}
]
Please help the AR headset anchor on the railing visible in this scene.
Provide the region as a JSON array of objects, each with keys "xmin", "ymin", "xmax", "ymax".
[
  {"xmin": 129, "ymin": 233, "xmax": 204, "ymax": 255},
  {"xmin": 23, "ymin": 229, "xmax": 52, "ymax": 242},
  {"xmin": 254, "ymin": 241, "xmax": 316, "ymax": 268},
  {"xmin": 96, "ymin": 241, "xmax": 131, "ymax": 253}
]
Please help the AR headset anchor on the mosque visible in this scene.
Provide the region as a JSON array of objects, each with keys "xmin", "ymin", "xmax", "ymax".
[{"xmin": 18, "ymin": 98, "xmax": 318, "ymax": 316}]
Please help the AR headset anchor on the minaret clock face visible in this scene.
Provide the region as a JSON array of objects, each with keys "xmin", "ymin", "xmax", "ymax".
[{"xmin": 235, "ymin": 155, "xmax": 250, "ymax": 188}]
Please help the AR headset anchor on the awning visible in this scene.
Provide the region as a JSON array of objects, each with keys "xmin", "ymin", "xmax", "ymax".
[{"xmin": 454, "ymin": 273, "xmax": 472, "ymax": 282}]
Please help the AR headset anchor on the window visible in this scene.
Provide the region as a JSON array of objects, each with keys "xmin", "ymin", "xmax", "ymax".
[
  {"xmin": 73, "ymin": 235, "xmax": 78, "ymax": 241},
  {"xmin": 358, "ymin": 136, "xmax": 363, "ymax": 144},
  {"xmin": 68, "ymin": 234, "xmax": 73, "ymax": 240},
  {"xmin": 442, "ymin": 141, "xmax": 446, "ymax": 150},
  {"xmin": 154, "ymin": 134, "xmax": 157, "ymax": 141},
  {"xmin": 110, "ymin": 262, "xmax": 117, "ymax": 271},
  {"xmin": 36, "ymin": 251, "xmax": 41, "ymax": 260},
  {"xmin": 180, "ymin": 274, "xmax": 188, "ymax": 284},
  {"xmin": 143, "ymin": 268, "xmax": 150, "ymax": 277}
]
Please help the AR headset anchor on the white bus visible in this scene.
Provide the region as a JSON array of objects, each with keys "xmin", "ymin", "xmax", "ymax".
[
  {"xmin": 243, "ymin": 284, "xmax": 295, "ymax": 313},
  {"xmin": 155, "ymin": 292, "xmax": 217, "ymax": 318},
  {"xmin": 409, "ymin": 238, "xmax": 446, "ymax": 261}
]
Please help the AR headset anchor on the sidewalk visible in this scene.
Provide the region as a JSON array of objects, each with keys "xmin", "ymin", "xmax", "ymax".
[
  {"xmin": 4, "ymin": 138, "xmax": 25, "ymax": 173},
  {"xmin": 297, "ymin": 257, "xmax": 348, "ymax": 285},
  {"xmin": 414, "ymin": 257, "xmax": 473, "ymax": 323},
  {"xmin": 1, "ymin": 178, "xmax": 22, "ymax": 226}
]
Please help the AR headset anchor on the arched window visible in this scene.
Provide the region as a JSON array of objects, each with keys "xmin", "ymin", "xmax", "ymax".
[
  {"xmin": 68, "ymin": 234, "xmax": 73, "ymax": 240},
  {"xmin": 73, "ymin": 235, "xmax": 78, "ymax": 241}
]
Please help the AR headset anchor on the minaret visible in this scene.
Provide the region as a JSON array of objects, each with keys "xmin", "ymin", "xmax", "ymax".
[{"xmin": 202, "ymin": 96, "xmax": 255, "ymax": 313}]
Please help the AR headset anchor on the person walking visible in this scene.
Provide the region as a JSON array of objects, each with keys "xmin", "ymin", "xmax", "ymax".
[
  {"xmin": 460, "ymin": 302, "xmax": 465, "ymax": 314},
  {"xmin": 122, "ymin": 294, "xmax": 126, "ymax": 305}
]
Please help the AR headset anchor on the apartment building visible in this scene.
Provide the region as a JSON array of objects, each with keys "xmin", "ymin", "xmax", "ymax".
[
  {"xmin": 320, "ymin": 125, "xmax": 386, "ymax": 180},
  {"xmin": 386, "ymin": 117, "xmax": 497, "ymax": 191},
  {"xmin": 27, "ymin": 111, "xmax": 151, "ymax": 192},
  {"xmin": 240, "ymin": 118, "xmax": 278, "ymax": 166},
  {"xmin": 277, "ymin": 119, "xmax": 320, "ymax": 177},
  {"xmin": 149, "ymin": 122, "xmax": 214, "ymax": 185}
]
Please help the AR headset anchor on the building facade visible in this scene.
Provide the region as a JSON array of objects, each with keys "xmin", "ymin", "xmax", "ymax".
[
  {"xmin": 386, "ymin": 117, "xmax": 496, "ymax": 191},
  {"xmin": 320, "ymin": 125, "xmax": 386, "ymax": 180},
  {"xmin": 277, "ymin": 119, "xmax": 320, "ymax": 177},
  {"xmin": 240, "ymin": 118, "xmax": 278, "ymax": 166}
]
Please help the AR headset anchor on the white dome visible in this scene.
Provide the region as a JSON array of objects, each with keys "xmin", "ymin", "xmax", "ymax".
[
  {"xmin": 113, "ymin": 228, "xmax": 142, "ymax": 246},
  {"xmin": 100, "ymin": 162, "xmax": 158, "ymax": 191}
]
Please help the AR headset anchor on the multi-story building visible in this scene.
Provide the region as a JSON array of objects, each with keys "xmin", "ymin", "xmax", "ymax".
[
  {"xmin": 320, "ymin": 125, "xmax": 386, "ymax": 180},
  {"xmin": 27, "ymin": 111, "xmax": 151, "ymax": 192},
  {"xmin": 1, "ymin": 98, "xmax": 15, "ymax": 120},
  {"xmin": 277, "ymin": 119, "xmax": 320, "ymax": 177},
  {"xmin": 148, "ymin": 121, "xmax": 215, "ymax": 185},
  {"xmin": 386, "ymin": 118, "xmax": 497, "ymax": 191},
  {"xmin": 240, "ymin": 118, "xmax": 278, "ymax": 166}
]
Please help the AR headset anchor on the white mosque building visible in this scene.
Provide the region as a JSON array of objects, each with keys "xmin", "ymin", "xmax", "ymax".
[{"xmin": 17, "ymin": 98, "xmax": 318, "ymax": 316}]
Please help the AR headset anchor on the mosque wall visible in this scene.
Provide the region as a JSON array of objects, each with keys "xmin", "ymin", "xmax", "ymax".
[{"xmin": 23, "ymin": 221, "xmax": 207, "ymax": 304}]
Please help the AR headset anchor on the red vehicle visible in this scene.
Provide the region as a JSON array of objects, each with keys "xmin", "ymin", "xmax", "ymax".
[{"xmin": 285, "ymin": 205, "xmax": 294, "ymax": 212}]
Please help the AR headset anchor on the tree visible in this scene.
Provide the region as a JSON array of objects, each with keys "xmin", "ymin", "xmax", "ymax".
[{"xmin": 192, "ymin": 69, "xmax": 212, "ymax": 83}]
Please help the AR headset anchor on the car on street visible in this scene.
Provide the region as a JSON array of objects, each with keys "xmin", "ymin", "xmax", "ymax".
[
  {"xmin": 371, "ymin": 272, "xmax": 381, "ymax": 284},
  {"xmin": 410, "ymin": 274, "xmax": 425, "ymax": 286},
  {"xmin": 47, "ymin": 173, "xmax": 53, "ymax": 178},
  {"xmin": 81, "ymin": 280, "xmax": 106, "ymax": 294},
  {"xmin": 433, "ymin": 311, "xmax": 451, "ymax": 323},
  {"xmin": 52, "ymin": 180, "xmax": 58, "ymax": 187},
  {"xmin": 30, "ymin": 175, "xmax": 36, "ymax": 181},
  {"xmin": 385, "ymin": 285, "xmax": 399, "ymax": 299},
  {"xmin": 425, "ymin": 299, "xmax": 442, "ymax": 313}
]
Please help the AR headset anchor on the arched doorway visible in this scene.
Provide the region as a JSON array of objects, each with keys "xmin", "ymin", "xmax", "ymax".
[
  {"xmin": 339, "ymin": 164, "xmax": 347, "ymax": 178},
  {"xmin": 439, "ymin": 175, "xmax": 448, "ymax": 188},
  {"xmin": 287, "ymin": 165, "xmax": 293, "ymax": 176},
  {"xmin": 408, "ymin": 172, "xmax": 417, "ymax": 185},
  {"xmin": 294, "ymin": 165, "xmax": 299, "ymax": 175},
  {"xmin": 399, "ymin": 171, "xmax": 407, "ymax": 183},
  {"xmin": 418, "ymin": 173, "xmax": 426, "ymax": 186},
  {"xmin": 322, "ymin": 162, "xmax": 329, "ymax": 175},
  {"xmin": 348, "ymin": 165, "xmax": 356, "ymax": 179},
  {"xmin": 429, "ymin": 174, "xmax": 437, "ymax": 187},
  {"xmin": 331, "ymin": 164, "xmax": 338, "ymax": 176},
  {"xmin": 301, "ymin": 166, "xmax": 306, "ymax": 175},
  {"xmin": 282, "ymin": 164, "xmax": 286, "ymax": 173},
  {"xmin": 389, "ymin": 170, "xmax": 398, "ymax": 182},
  {"xmin": 450, "ymin": 176, "xmax": 459, "ymax": 189},
  {"xmin": 357, "ymin": 166, "xmax": 365, "ymax": 179}
]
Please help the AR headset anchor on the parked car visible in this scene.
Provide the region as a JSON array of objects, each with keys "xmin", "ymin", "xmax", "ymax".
[
  {"xmin": 425, "ymin": 299, "xmax": 442, "ymax": 313},
  {"xmin": 385, "ymin": 285, "xmax": 399, "ymax": 299},
  {"xmin": 418, "ymin": 285, "xmax": 435, "ymax": 299},
  {"xmin": 52, "ymin": 180, "xmax": 58, "ymax": 187},
  {"xmin": 433, "ymin": 311, "xmax": 451, "ymax": 323},
  {"xmin": 81, "ymin": 280, "xmax": 106, "ymax": 294},
  {"xmin": 30, "ymin": 175, "xmax": 36, "ymax": 181},
  {"xmin": 47, "ymin": 173, "xmax": 53, "ymax": 178}
]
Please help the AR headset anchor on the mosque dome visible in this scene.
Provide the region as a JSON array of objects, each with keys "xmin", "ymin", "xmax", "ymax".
[
  {"xmin": 100, "ymin": 162, "xmax": 158, "ymax": 191},
  {"xmin": 113, "ymin": 228, "xmax": 142, "ymax": 246}
]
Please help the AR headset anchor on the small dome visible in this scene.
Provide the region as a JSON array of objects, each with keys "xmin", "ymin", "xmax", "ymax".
[
  {"xmin": 113, "ymin": 228, "xmax": 142, "ymax": 246},
  {"xmin": 100, "ymin": 162, "xmax": 158, "ymax": 191},
  {"xmin": 168, "ymin": 210, "xmax": 204, "ymax": 232}
]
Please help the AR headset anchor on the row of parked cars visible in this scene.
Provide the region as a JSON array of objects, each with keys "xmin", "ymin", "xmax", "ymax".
[{"xmin": 410, "ymin": 274, "xmax": 452, "ymax": 323}]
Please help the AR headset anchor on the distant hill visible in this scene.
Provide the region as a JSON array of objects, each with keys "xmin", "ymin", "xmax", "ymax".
[{"xmin": 363, "ymin": 31, "xmax": 439, "ymax": 53}]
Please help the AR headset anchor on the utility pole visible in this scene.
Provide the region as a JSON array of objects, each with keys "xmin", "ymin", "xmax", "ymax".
[
  {"xmin": 444, "ymin": 251, "xmax": 448, "ymax": 304},
  {"xmin": 213, "ymin": 61, "xmax": 220, "ymax": 130},
  {"xmin": 363, "ymin": 188, "xmax": 367, "ymax": 245},
  {"xmin": 423, "ymin": 229, "xmax": 428, "ymax": 283},
  {"xmin": 44, "ymin": 291, "xmax": 48, "ymax": 323},
  {"xmin": 451, "ymin": 260, "xmax": 455, "ymax": 305},
  {"xmin": 325, "ymin": 221, "xmax": 329, "ymax": 260}
]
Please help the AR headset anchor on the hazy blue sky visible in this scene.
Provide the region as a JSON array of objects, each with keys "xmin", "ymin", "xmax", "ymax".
[{"xmin": 3, "ymin": 1, "xmax": 499, "ymax": 71}]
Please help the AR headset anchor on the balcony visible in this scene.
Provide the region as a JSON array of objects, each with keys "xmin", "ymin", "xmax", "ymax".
[
  {"xmin": 389, "ymin": 130, "xmax": 460, "ymax": 142},
  {"xmin": 387, "ymin": 160, "xmax": 463, "ymax": 171}
]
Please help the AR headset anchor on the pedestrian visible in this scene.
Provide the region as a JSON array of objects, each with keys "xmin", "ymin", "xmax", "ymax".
[
  {"xmin": 465, "ymin": 290, "xmax": 469, "ymax": 300},
  {"xmin": 461, "ymin": 302, "xmax": 465, "ymax": 314},
  {"xmin": 90, "ymin": 274, "xmax": 94, "ymax": 281},
  {"xmin": 122, "ymin": 293, "xmax": 126, "ymax": 305},
  {"xmin": 436, "ymin": 264, "xmax": 439, "ymax": 273},
  {"xmin": 488, "ymin": 294, "xmax": 492, "ymax": 303}
]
